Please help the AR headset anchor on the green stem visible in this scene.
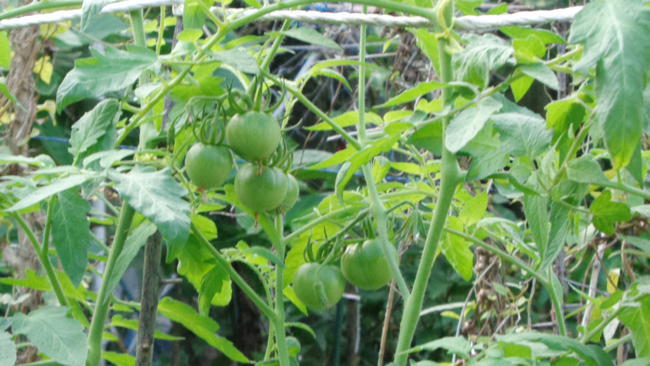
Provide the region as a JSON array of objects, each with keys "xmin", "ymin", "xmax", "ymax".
[
  {"xmin": 394, "ymin": 3, "xmax": 461, "ymax": 364},
  {"xmin": 284, "ymin": 207, "xmax": 360, "ymax": 243},
  {"xmin": 261, "ymin": 21, "xmax": 291, "ymax": 71},
  {"xmin": 580, "ymin": 307, "xmax": 622, "ymax": 344},
  {"xmin": 259, "ymin": 68, "xmax": 361, "ymax": 150},
  {"xmin": 603, "ymin": 334, "xmax": 632, "ymax": 352},
  {"xmin": 86, "ymin": 203, "xmax": 136, "ymax": 366},
  {"xmin": 273, "ymin": 215, "xmax": 291, "ymax": 366},
  {"xmin": 355, "ymin": 18, "xmax": 409, "ymax": 300},
  {"xmin": 155, "ymin": 6, "xmax": 165, "ymax": 55},
  {"xmin": 0, "ymin": 0, "xmax": 81, "ymax": 20},
  {"xmin": 547, "ymin": 267, "xmax": 567, "ymax": 336},
  {"xmin": 444, "ymin": 228, "xmax": 547, "ymax": 285},
  {"xmin": 12, "ymin": 211, "xmax": 68, "ymax": 307},
  {"xmin": 192, "ymin": 222, "xmax": 277, "ymax": 321}
]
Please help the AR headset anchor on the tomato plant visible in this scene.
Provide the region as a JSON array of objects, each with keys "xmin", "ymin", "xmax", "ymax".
[{"xmin": 0, "ymin": 0, "xmax": 650, "ymax": 366}]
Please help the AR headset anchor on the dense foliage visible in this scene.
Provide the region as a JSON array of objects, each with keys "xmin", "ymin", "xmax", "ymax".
[{"xmin": 0, "ymin": 0, "xmax": 649, "ymax": 366}]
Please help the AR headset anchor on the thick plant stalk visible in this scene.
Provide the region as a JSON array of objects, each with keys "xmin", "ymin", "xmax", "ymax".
[
  {"xmin": 135, "ymin": 231, "xmax": 163, "ymax": 366},
  {"xmin": 393, "ymin": 1, "xmax": 462, "ymax": 364},
  {"xmin": 87, "ymin": 203, "xmax": 136, "ymax": 366},
  {"xmin": 273, "ymin": 215, "xmax": 291, "ymax": 366}
]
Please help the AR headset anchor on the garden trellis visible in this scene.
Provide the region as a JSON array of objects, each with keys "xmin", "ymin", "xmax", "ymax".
[{"xmin": 0, "ymin": 1, "xmax": 582, "ymax": 31}]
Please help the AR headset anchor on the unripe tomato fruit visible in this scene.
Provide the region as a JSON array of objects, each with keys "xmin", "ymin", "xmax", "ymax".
[
  {"xmin": 185, "ymin": 143, "xmax": 233, "ymax": 190},
  {"xmin": 280, "ymin": 174, "xmax": 299, "ymax": 211},
  {"xmin": 341, "ymin": 239, "xmax": 397, "ymax": 290},
  {"xmin": 293, "ymin": 263, "xmax": 345, "ymax": 311},
  {"xmin": 226, "ymin": 111, "xmax": 281, "ymax": 162},
  {"xmin": 235, "ymin": 164, "xmax": 287, "ymax": 212}
]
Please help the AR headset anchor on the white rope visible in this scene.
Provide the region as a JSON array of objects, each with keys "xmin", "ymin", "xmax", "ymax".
[{"xmin": 0, "ymin": 0, "xmax": 582, "ymax": 31}]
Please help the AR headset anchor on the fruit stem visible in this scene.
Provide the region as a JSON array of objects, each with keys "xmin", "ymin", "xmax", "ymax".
[
  {"xmin": 356, "ymin": 6, "xmax": 410, "ymax": 301},
  {"xmin": 274, "ymin": 215, "xmax": 291, "ymax": 366}
]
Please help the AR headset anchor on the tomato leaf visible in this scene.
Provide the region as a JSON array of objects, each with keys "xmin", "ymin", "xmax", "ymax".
[
  {"xmin": 453, "ymin": 34, "xmax": 513, "ymax": 89},
  {"xmin": 281, "ymin": 27, "xmax": 342, "ymax": 51},
  {"xmin": 374, "ymin": 81, "xmax": 444, "ymax": 109},
  {"xmin": 6, "ymin": 174, "xmax": 91, "ymax": 212},
  {"xmin": 492, "ymin": 112, "xmax": 552, "ymax": 158},
  {"xmin": 12, "ymin": 307, "xmax": 88, "ymax": 366},
  {"xmin": 51, "ymin": 189, "xmax": 91, "ymax": 287},
  {"xmin": 589, "ymin": 190, "xmax": 632, "ymax": 235},
  {"xmin": 80, "ymin": 0, "xmax": 113, "ymax": 31},
  {"xmin": 446, "ymin": 97, "xmax": 502, "ymax": 153},
  {"xmin": 68, "ymin": 99, "xmax": 120, "ymax": 166},
  {"xmin": 57, "ymin": 46, "xmax": 159, "ymax": 111},
  {"xmin": 569, "ymin": 0, "xmax": 650, "ymax": 169},
  {"xmin": 158, "ymin": 298, "xmax": 248, "ymax": 363},
  {"xmin": 460, "ymin": 125, "xmax": 509, "ymax": 182},
  {"xmin": 0, "ymin": 331, "xmax": 16, "ymax": 366},
  {"xmin": 0, "ymin": 32, "xmax": 11, "ymax": 69},
  {"xmin": 406, "ymin": 337, "xmax": 472, "ymax": 359},
  {"xmin": 108, "ymin": 168, "xmax": 190, "ymax": 254}
]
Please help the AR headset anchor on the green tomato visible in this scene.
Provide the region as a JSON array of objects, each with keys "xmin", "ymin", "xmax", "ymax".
[
  {"xmin": 293, "ymin": 263, "xmax": 345, "ymax": 311},
  {"xmin": 184, "ymin": 143, "xmax": 233, "ymax": 190},
  {"xmin": 226, "ymin": 111, "xmax": 281, "ymax": 162},
  {"xmin": 234, "ymin": 164, "xmax": 287, "ymax": 212},
  {"xmin": 340, "ymin": 239, "xmax": 397, "ymax": 290},
  {"xmin": 280, "ymin": 174, "xmax": 299, "ymax": 211}
]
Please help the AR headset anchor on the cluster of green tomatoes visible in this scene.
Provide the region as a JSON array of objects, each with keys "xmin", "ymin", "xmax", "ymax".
[
  {"xmin": 293, "ymin": 237, "xmax": 399, "ymax": 312},
  {"xmin": 183, "ymin": 94, "xmax": 398, "ymax": 312},
  {"xmin": 184, "ymin": 109, "xmax": 299, "ymax": 214}
]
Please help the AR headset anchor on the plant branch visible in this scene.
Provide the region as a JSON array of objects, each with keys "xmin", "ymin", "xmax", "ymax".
[
  {"xmin": 192, "ymin": 222, "xmax": 277, "ymax": 321},
  {"xmin": 273, "ymin": 215, "xmax": 291, "ymax": 366},
  {"xmin": 11, "ymin": 211, "xmax": 68, "ymax": 307},
  {"xmin": 87, "ymin": 203, "xmax": 136, "ymax": 366}
]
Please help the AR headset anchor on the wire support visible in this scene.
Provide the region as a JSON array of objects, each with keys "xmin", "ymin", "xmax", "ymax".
[{"xmin": 0, "ymin": 1, "xmax": 582, "ymax": 31}]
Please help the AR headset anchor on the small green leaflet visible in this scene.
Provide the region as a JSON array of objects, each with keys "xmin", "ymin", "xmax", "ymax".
[
  {"xmin": 158, "ymin": 297, "xmax": 248, "ymax": 362},
  {"xmin": 453, "ymin": 34, "xmax": 514, "ymax": 89},
  {"xmin": 520, "ymin": 63, "xmax": 559, "ymax": 90},
  {"xmin": 540, "ymin": 203, "xmax": 570, "ymax": 271},
  {"xmin": 183, "ymin": 0, "xmax": 216, "ymax": 29},
  {"xmin": 441, "ymin": 217, "xmax": 473, "ymax": 282},
  {"xmin": 68, "ymin": 99, "xmax": 120, "ymax": 164},
  {"xmin": 445, "ymin": 97, "xmax": 502, "ymax": 153},
  {"xmin": 109, "ymin": 315, "xmax": 183, "ymax": 341},
  {"xmin": 492, "ymin": 113, "xmax": 552, "ymax": 158},
  {"xmin": 80, "ymin": 0, "xmax": 113, "ymax": 31},
  {"xmin": 405, "ymin": 337, "xmax": 472, "ymax": 359},
  {"xmin": 589, "ymin": 190, "xmax": 632, "ymax": 235},
  {"xmin": 0, "ymin": 32, "xmax": 11, "ymax": 69},
  {"xmin": 199, "ymin": 266, "xmax": 228, "ymax": 316},
  {"xmin": 500, "ymin": 27, "xmax": 566, "ymax": 45},
  {"xmin": 458, "ymin": 192, "xmax": 488, "ymax": 227},
  {"xmin": 108, "ymin": 168, "xmax": 191, "ymax": 251},
  {"xmin": 496, "ymin": 332, "xmax": 614, "ymax": 366},
  {"xmin": 566, "ymin": 155, "xmax": 608, "ymax": 184},
  {"xmin": 6, "ymin": 174, "xmax": 90, "ymax": 212},
  {"xmin": 374, "ymin": 81, "xmax": 444, "ymax": 109},
  {"xmin": 0, "ymin": 331, "xmax": 16, "ymax": 366},
  {"xmin": 523, "ymin": 193, "xmax": 548, "ymax": 260},
  {"xmin": 102, "ymin": 222, "xmax": 157, "ymax": 304},
  {"xmin": 52, "ymin": 189, "xmax": 91, "ymax": 287},
  {"xmin": 619, "ymin": 296, "xmax": 650, "ymax": 357},
  {"xmin": 569, "ymin": 0, "xmax": 650, "ymax": 169},
  {"xmin": 56, "ymin": 46, "xmax": 159, "ymax": 111},
  {"xmin": 207, "ymin": 49, "xmax": 259, "ymax": 75},
  {"xmin": 306, "ymin": 111, "xmax": 382, "ymax": 131},
  {"xmin": 12, "ymin": 307, "xmax": 88, "ymax": 366},
  {"xmin": 460, "ymin": 125, "xmax": 509, "ymax": 182},
  {"xmin": 102, "ymin": 352, "xmax": 135, "ymax": 366},
  {"xmin": 282, "ymin": 27, "xmax": 342, "ymax": 51}
]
